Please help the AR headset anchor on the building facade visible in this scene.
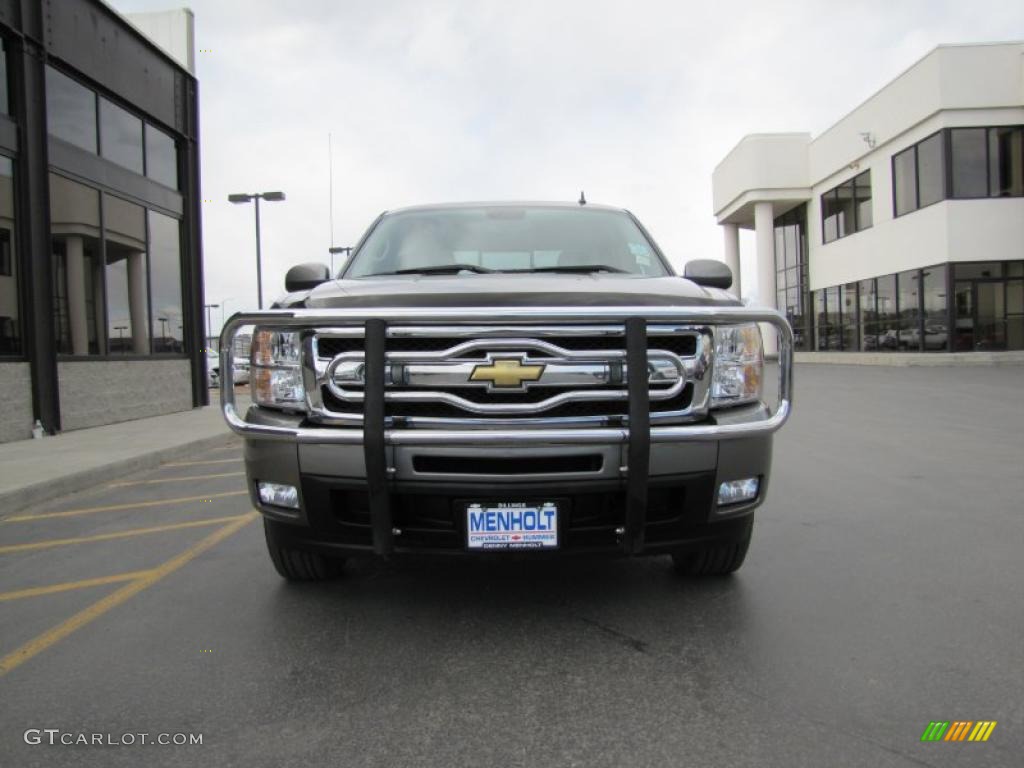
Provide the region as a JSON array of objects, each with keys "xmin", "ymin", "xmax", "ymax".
[
  {"xmin": 0, "ymin": 0, "xmax": 204, "ymax": 443},
  {"xmin": 713, "ymin": 42, "xmax": 1024, "ymax": 354}
]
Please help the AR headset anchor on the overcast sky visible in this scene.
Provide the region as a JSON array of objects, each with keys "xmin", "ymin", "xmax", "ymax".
[{"xmin": 112, "ymin": 0, "xmax": 1024, "ymax": 330}]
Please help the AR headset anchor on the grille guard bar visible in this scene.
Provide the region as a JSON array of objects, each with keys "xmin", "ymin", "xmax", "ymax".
[{"xmin": 219, "ymin": 305, "xmax": 793, "ymax": 446}]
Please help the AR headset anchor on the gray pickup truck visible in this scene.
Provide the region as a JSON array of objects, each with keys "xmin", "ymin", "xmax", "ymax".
[{"xmin": 219, "ymin": 202, "xmax": 793, "ymax": 580}]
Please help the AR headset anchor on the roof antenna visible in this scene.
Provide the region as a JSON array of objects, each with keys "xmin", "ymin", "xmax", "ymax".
[{"xmin": 578, "ymin": 190, "xmax": 587, "ymax": 206}]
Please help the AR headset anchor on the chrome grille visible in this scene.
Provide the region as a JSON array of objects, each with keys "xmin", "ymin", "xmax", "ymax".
[{"xmin": 305, "ymin": 325, "xmax": 712, "ymax": 428}]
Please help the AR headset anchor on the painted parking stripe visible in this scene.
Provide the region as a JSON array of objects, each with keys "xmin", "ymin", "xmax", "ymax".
[
  {"xmin": 108, "ymin": 471, "xmax": 245, "ymax": 488},
  {"xmin": 162, "ymin": 458, "xmax": 242, "ymax": 468},
  {"xmin": 0, "ymin": 514, "xmax": 251, "ymax": 555},
  {"xmin": 0, "ymin": 570, "xmax": 154, "ymax": 602},
  {"xmin": 0, "ymin": 512, "xmax": 258, "ymax": 676},
  {"xmin": 1, "ymin": 490, "xmax": 248, "ymax": 524}
]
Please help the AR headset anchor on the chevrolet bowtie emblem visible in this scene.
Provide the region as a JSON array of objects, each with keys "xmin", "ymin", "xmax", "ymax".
[{"xmin": 470, "ymin": 358, "xmax": 546, "ymax": 389}]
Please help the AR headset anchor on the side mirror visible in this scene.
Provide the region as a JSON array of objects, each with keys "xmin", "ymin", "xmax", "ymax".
[
  {"xmin": 683, "ymin": 259, "xmax": 733, "ymax": 289},
  {"xmin": 285, "ymin": 262, "xmax": 331, "ymax": 292}
]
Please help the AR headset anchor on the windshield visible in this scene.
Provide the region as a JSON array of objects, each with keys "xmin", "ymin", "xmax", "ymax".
[{"xmin": 345, "ymin": 206, "xmax": 671, "ymax": 278}]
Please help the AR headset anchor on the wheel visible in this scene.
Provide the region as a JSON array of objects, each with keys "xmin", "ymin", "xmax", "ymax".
[
  {"xmin": 264, "ymin": 520, "xmax": 345, "ymax": 581},
  {"xmin": 672, "ymin": 522, "xmax": 752, "ymax": 577}
]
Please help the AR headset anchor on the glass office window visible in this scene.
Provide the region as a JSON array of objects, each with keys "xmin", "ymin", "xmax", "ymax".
[
  {"xmin": 50, "ymin": 174, "xmax": 103, "ymax": 355},
  {"xmin": 921, "ymin": 265, "xmax": 948, "ymax": 352},
  {"xmin": 1007, "ymin": 278, "xmax": 1023, "ymax": 350},
  {"xmin": 950, "ymin": 128, "xmax": 988, "ymax": 198},
  {"xmin": 45, "ymin": 66, "xmax": 97, "ymax": 153},
  {"xmin": 840, "ymin": 283, "xmax": 858, "ymax": 350},
  {"xmin": 989, "ymin": 127, "xmax": 1024, "ymax": 197},
  {"xmin": 917, "ymin": 133, "xmax": 945, "ymax": 208},
  {"xmin": 876, "ymin": 274, "xmax": 897, "ymax": 351},
  {"xmin": 897, "ymin": 270, "xmax": 922, "ymax": 350},
  {"xmin": 955, "ymin": 262, "xmax": 1003, "ymax": 280},
  {"xmin": 0, "ymin": 157, "xmax": 19, "ymax": 356},
  {"xmin": 100, "ymin": 98, "xmax": 144, "ymax": 174},
  {"xmin": 148, "ymin": 211, "xmax": 184, "ymax": 353},
  {"xmin": 0, "ymin": 38, "xmax": 9, "ymax": 115},
  {"xmin": 145, "ymin": 124, "xmax": 179, "ymax": 189},
  {"xmin": 858, "ymin": 278, "xmax": 877, "ymax": 351},
  {"xmin": 854, "ymin": 171, "xmax": 872, "ymax": 229},
  {"xmin": 103, "ymin": 195, "xmax": 148, "ymax": 354},
  {"xmin": 893, "ymin": 147, "xmax": 916, "ymax": 216}
]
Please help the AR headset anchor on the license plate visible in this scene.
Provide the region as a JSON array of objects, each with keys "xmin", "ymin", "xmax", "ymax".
[{"xmin": 465, "ymin": 501, "xmax": 559, "ymax": 550}]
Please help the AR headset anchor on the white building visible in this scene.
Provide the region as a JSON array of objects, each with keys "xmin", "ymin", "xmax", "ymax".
[{"xmin": 713, "ymin": 42, "xmax": 1024, "ymax": 353}]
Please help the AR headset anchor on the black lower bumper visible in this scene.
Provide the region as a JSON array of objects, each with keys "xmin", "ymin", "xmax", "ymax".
[{"xmin": 267, "ymin": 471, "xmax": 757, "ymax": 559}]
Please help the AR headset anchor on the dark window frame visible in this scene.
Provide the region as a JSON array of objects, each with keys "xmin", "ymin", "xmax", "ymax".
[
  {"xmin": 821, "ymin": 169, "xmax": 872, "ymax": 244},
  {"xmin": 893, "ymin": 126, "xmax": 1024, "ymax": 218},
  {"xmin": 50, "ymin": 172, "xmax": 186, "ymax": 361}
]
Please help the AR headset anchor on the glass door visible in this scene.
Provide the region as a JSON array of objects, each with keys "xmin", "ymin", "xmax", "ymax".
[{"xmin": 974, "ymin": 281, "xmax": 1006, "ymax": 350}]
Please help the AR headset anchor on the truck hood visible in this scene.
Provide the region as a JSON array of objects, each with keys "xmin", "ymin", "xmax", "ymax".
[{"xmin": 300, "ymin": 274, "xmax": 739, "ymax": 309}]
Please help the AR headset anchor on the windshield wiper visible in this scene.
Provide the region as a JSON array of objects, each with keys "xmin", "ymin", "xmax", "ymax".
[
  {"xmin": 508, "ymin": 264, "xmax": 629, "ymax": 274},
  {"xmin": 366, "ymin": 264, "xmax": 498, "ymax": 277}
]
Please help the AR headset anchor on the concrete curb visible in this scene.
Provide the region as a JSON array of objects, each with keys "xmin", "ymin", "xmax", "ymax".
[{"xmin": 0, "ymin": 431, "xmax": 240, "ymax": 517}]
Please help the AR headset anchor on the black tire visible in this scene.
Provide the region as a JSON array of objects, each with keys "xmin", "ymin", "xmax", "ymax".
[
  {"xmin": 672, "ymin": 523, "xmax": 752, "ymax": 577},
  {"xmin": 264, "ymin": 520, "xmax": 345, "ymax": 581}
]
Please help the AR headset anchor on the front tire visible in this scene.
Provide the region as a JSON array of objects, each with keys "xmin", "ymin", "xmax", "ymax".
[
  {"xmin": 672, "ymin": 522, "xmax": 752, "ymax": 576},
  {"xmin": 264, "ymin": 520, "xmax": 345, "ymax": 581}
]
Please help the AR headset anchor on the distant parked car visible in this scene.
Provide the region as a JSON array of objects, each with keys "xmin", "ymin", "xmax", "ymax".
[
  {"xmin": 232, "ymin": 357, "xmax": 250, "ymax": 385},
  {"xmin": 206, "ymin": 349, "xmax": 220, "ymax": 389}
]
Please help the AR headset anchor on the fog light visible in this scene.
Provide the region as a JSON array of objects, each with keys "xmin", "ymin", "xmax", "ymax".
[
  {"xmin": 718, "ymin": 477, "xmax": 759, "ymax": 506},
  {"xmin": 257, "ymin": 481, "xmax": 299, "ymax": 509}
]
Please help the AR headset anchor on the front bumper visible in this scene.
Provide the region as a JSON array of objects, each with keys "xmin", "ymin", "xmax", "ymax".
[{"xmin": 220, "ymin": 305, "xmax": 793, "ymax": 557}]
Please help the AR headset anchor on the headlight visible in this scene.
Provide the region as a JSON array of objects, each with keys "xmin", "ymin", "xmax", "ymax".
[
  {"xmin": 251, "ymin": 328, "xmax": 305, "ymax": 410},
  {"xmin": 711, "ymin": 323, "xmax": 763, "ymax": 408}
]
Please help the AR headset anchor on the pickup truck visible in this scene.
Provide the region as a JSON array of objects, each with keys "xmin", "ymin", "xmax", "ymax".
[{"xmin": 219, "ymin": 202, "xmax": 793, "ymax": 580}]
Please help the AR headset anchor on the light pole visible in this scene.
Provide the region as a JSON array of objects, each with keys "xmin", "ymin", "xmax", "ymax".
[
  {"xmin": 204, "ymin": 303, "xmax": 219, "ymax": 351},
  {"xmin": 228, "ymin": 191, "xmax": 286, "ymax": 309}
]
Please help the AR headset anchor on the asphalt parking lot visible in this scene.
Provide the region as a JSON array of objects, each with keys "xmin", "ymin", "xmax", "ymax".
[{"xmin": 0, "ymin": 364, "xmax": 1021, "ymax": 767}]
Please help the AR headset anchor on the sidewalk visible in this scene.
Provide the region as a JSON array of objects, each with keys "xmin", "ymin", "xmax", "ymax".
[{"xmin": 0, "ymin": 393, "xmax": 247, "ymax": 515}]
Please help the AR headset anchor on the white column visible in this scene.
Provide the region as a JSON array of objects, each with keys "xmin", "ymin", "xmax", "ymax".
[
  {"xmin": 65, "ymin": 236, "xmax": 89, "ymax": 356},
  {"xmin": 722, "ymin": 223, "xmax": 741, "ymax": 298},
  {"xmin": 127, "ymin": 250, "xmax": 149, "ymax": 354},
  {"xmin": 753, "ymin": 201, "xmax": 778, "ymax": 356}
]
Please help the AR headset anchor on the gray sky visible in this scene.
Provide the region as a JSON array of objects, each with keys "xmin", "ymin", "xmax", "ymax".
[{"xmin": 113, "ymin": 0, "xmax": 1024, "ymax": 330}]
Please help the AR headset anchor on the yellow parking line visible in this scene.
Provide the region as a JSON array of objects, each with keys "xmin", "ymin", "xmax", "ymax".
[
  {"xmin": 0, "ymin": 514, "xmax": 251, "ymax": 555},
  {"xmin": 1, "ymin": 490, "xmax": 248, "ymax": 523},
  {"xmin": 0, "ymin": 570, "xmax": 154, "ymax": 602},
  {"xmin": 0, "ymin": 512, "xmax": 258, "ymax": 676},
  {"xmin": 162, "ymin": 458, "xmax": 241, "ymax": 468},
  {"xmin": 108, "ymin": 471, "xmax": 245, "ymax": 488}
]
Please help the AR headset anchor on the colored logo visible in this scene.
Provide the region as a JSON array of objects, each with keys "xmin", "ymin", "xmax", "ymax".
[
  {"xmin": 470, "ymin": 358, "xmax": 545, "ymax": 389},
  {"xmin": 921, "ymin": 721, "xmax": 996, "ymax": 742}
]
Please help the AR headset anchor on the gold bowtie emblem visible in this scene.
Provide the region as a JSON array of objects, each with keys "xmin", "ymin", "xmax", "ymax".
[{"xmin": 470, "ymin": 358, "xmax": 546, "ymax": 388}]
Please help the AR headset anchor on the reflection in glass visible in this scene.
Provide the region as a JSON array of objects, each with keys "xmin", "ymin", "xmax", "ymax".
[
  {"xmin": 1007, "ymin": 279, "xmax": 1023, "ymax": 350},
  {"xmin": 50, "ymin": 174, "xmax": 102, "ymax": 355},
  {"xmin": 100, "ymin": 98, "xmax": 144, "ymax": 174},
  {"xmin": 989, "ymin": 127, "xmax": 1024, "ymax": 198},
  {"xmin": 917, "ymin": 133, "xmax": 945, "ymax": 208},
  {"xmin": 45, "ymin": 66, "xmax": 97, "ymax": 153},
  {"xmin": 953, "ymin": 281, "xmax": 973, "ymax": 351},
  {"xmin": 950, "ymin": 128, "xmax": 988, "ymax": 198},
  {"xmin": 921, "ymin": 266, "xmax": 948, "ymax": 352},
  {"xmin": 955, "ymin": 262, "xmax": 1003, "ymax": 280},
  {"xmin": 145, "ymin": 124, "xmax": 178, "ymax": 189},
  {"xmin": 103, "ymin": 195, "xmax": 148, "ymax": 353},
  {"xmin": 854, "ymin": 171, "xmax": 872, "ymax": 229},
  {"xmin": 875, "ymin": 274, "xmax": 897, "ymax": 351},
  {"xmin": 148, "ymin": 211, "xmax": 184, "ymax": 353},
  {"xmin": 897, "ymin": 270, "xmax": 921, "ymax": 350},
  {"xmin": 0, "ymin": 39, "xmax": 9, "ymax": 115},
  {"xmin": 840, "ymin": 283, "xmax": 858, "ymax": 350},
  {"xmin": 0, "ymin": 157, "xmax": 18, "ymax": 355},
  {"xmin": 858, "ymin": 278, "xmax": 877, "ymax": 351},
  {"xmin": 893, "ymin": 147, "xmax": 916, "ymax": 216}
]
